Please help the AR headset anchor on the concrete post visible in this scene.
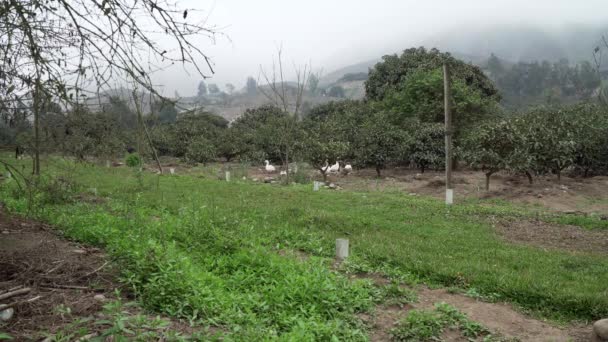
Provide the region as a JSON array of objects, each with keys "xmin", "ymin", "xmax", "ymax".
[{"xmin": 336, "ymin": 239, "xmax": 349, "ymax": 260}]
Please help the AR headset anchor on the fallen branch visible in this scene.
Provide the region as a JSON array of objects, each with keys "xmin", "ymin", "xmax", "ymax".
[
  {"xmin": 0, "ymin": 287, "xmax": 31, "ymax": 301},
  {"xmin": 0, "ymin": 295, "xmax": 42, "ymax": 311},
  {"xmin": 0, "ymin": 285, "xmax": 24, "ymax": 294},
  {"xmin": 41, "ymin": 284, "xmax": 89, "ymax": 291},
  {"xmin": 78, "ymin": 261, "xmax": 109, "ymax": 280}
]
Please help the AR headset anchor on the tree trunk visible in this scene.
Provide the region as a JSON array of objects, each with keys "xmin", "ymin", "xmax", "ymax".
[
  {"xmin": 525, "ymin": 171, "xmax": 533, "ymax": 185},
  {"xmin": 556, "ymin": 169, "xmax": 561, "ymax": 182},
  {"xmin": 322, "ymin": 170, "xmax": 327, "ymax": 182},
  {"xmin": 33, "ymin": 81, "xmax": 41, "ymax": 175},
  {"xmin": 375, "ymin": 165, "xmax": 381, "ymax": 177},
  {"xmin": 583, "ymin": 168, "xmax": 589, "ymax": 178},
  {"xmin": 420, "ymin": 164, "xmax": 425, "ymax": 174},
  {"xmin": 285, "ymin": 149, "xmax": 290, "ymax": 184}
]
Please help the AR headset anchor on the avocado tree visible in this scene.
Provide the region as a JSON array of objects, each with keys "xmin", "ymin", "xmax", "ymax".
[
  {"xmin": 460, "ymin": 120, "xmax": 519, "ymax": 190},
  {"xmin": 353, "ymin": 111, "xmax": 406, "ymax": 177},
  {"xmin": 518, "ymin": 107, "xmax": 577, "ymax": 182},
  {"xmin": 301, "ymin": 114, "xmax": 349, "ymax": 182},
  {"xmin": 408, "ymin": 123, "xmax": 445, "ymax": 173},
  {"xmin": 365, "ymin": 47, "xmax": 499, "ymax": 104}
]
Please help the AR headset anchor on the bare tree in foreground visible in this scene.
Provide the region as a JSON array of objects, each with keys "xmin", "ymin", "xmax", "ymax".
[{"xmin": 0, "ymin": 0, "xmax": 218, "ymax": 174}]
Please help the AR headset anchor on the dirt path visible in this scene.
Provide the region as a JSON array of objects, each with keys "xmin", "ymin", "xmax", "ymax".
[
  {"xmin": 0, "ymin": 208, "xmax": 194, "ymax": 340},
  {"xmin": 362, "ymin": 281, "xmax": 591, "ymax": 342}
]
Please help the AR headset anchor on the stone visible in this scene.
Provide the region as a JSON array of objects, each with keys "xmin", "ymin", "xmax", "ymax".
[
  {"xmin": 242, "ymin": 177, "xmax": 247, "ymax": 180},
  {"xmin": 0, "ymin": 308, "xmax": 14, "ymax": 321},
  {"xmin": 263, "ymin": 177, "xmax": 274, "ymax": 183},
  {"xmin": 328, "ymin": 183, "xmax": 337, "ymax": 190},
  {"xmin": 72, "ymin": 249, "xmax": 86, "ymax": 254},
  {"xmin": 252, "ymin": 178, "xmax": 259, "ymax": 182},
  {"xmin": 594, "ymin": 319, "xmax": 608, "ymax": 340},
  {"xmin": 536, "ymin": 194, "xmax": 543, "ymax": 198},
  {"xmin": 560, "ymin": 185, "xmax": 569, "ymax": 190},
  {"xmin": 408, "ymin": 193, "xmax": 417, "ymax": 196},
  {"xmin": 1, "ymin": 230, "xmax": 8, "ymax": 235},
  {"xmin": 93, "ymin": 294, "xmax": 106, "ymax": 302}
]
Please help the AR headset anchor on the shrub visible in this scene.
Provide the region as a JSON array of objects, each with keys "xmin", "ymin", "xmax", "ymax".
[
  {"xmin": 125, "ymin": 153, "xmax": 142, "ymax": 168},
  {"xmin": 184, "ymin": 137, "xmax": 217, "ymax": 165}
]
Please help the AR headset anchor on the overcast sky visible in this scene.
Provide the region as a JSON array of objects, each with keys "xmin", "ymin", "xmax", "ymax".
[{"xmin": 153, "ymin": 0, "xmax": 608, "ymax": 97}]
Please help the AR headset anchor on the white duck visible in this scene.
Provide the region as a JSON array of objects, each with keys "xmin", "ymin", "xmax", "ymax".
[
  {"xmin": 328, "ymin": 161, "xmax": 340, "ymax": 173},
  {"xmin": 264, "ymin": 160, "xmax": 276, "ymax": 173},
  {"xmin": 343, "ymin": 163, "xmax": 353, "ymax": 174}
]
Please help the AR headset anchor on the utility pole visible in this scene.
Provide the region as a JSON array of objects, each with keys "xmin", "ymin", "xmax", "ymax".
[{"xmin": 443, "ymin": 63, "xmax": 453, "ymax": 205}]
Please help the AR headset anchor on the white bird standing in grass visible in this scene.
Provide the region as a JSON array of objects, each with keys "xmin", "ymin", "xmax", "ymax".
[{"xmin": 265, "ymin": 160, "xmax": 276, "ymax": 173}]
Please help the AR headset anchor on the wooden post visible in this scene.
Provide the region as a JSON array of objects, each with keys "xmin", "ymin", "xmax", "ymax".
[
  {"xmin": 336, "ymin": 238, "xmax": 349, "ymax": 260},
  {"xmin": 225, "ymin": 171, "xmax": 231, "ymax": 182},
  {"xmin": 313, "ymin": 181, "xmax": 320, "ymax": 192},
  {"xmin": 444, "ymin": 63, "xmax": 453, "ymax": 205},
  {"xmin": 169, "ymin": 168, "xmax": 175, "ymax": 175}
]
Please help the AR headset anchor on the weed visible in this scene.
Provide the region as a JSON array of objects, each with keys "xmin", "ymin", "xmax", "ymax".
[{"xmin": 390, "ymin": 303, "xmax": 491, "ymax": 341}]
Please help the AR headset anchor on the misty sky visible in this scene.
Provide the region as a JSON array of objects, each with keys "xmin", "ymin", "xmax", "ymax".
[{"xmin": 153, "ymin": 0, "xmax": 608, "ymax": 97}]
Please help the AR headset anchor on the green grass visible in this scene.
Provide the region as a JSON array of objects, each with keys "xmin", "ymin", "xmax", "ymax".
[
  {"xmin": 390, "ymin": 303, "xmax": 492, "ymax": 341},
  {"xmin": 1, "ymin": 156, "xmax": 608, "ymax": 338}
]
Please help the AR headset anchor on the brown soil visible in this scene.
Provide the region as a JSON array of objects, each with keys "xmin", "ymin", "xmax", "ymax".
[
  {"xmin": 494, "ymin": 219, "xmax": 608, "ymax": 254},
  {"xmin": 349, "ymin": 271, "xmax": 590, "ymax": 341},
  {"xmin": 417, "ymin": 287, "xmax": 589, "ymax": 342},
  {"xmin": 0, "ymin": 208, "xmax": 193, "ymax": 340},
  {"xmin": 364, "ymin": 285, "xmax": 590, "ymax": 342}
]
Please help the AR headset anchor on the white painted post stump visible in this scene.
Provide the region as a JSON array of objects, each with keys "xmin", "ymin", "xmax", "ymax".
[
  {"xmin": 445, "ymin": 188, "xmax": 453, "ymax": 205},
  {"xmin": 225, "ymin": 171, "xmax": 231, "ymax": 182},
  {"xmin": 313, "ymin": 181, "xmax": 320, "ymax": 192},
  {"xmin": 105, "ymin": 160, "xmax": 111, "ymax": 168},
  {"xmin": 336, "ymin": 239, "xmax": 349, "ymax": 260},
  {"xmin": 5, "ymin": 172, "xmax": 11, "ymax": 179},
  {"xmin": 169, "ymin": 168, "xmax": 175, "ymax": 175}
]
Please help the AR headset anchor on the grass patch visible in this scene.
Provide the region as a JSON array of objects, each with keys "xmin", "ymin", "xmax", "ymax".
[
  {"xmin": 390, "ymin": 303, "xmax": 492, "ymax": 341},
  {"xmin": 1, "ymin": 155, "xmax": 608, "ymax": 338}
]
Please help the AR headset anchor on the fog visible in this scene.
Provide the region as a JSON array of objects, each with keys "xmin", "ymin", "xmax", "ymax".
[{"xmin": 152, "ymin": 0, "xmax": 608, "ymax": 97}]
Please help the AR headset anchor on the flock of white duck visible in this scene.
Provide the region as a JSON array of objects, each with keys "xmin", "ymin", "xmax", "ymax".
[{"xmin": 264, "ymin": 160, "xmax": 352, "ymax": 175}]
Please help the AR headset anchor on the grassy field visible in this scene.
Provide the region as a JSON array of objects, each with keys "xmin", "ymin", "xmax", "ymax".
[{"xmin": 1, "ymin": 156, "xmax": 607, "ymax": 339}]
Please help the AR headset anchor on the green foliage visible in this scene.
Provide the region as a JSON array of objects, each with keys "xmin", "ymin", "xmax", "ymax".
[
  {"xmin": 231, "ymin": 105, "xmax": 301, "ymax": 164},
  {"xmin": 353, "ymin": 111, "xmax": 407, "ymax": 176},
  {"xmin": 184, "ymin": 136, "xmax": 217, "ymax": 165},
  {"xmin": 102, "ymin": 97, "xmax": 137, "ymax": 130},
  {"xmin": 301, "ymin": 112, "xmax": 349, "ymax": 180},
  {"xmin": 408, "ymin": 123, "xmax": 445, "ymax": 173},
  {"xmin": 494, "ymin": 58, "xmax": 601, "ymax": 108},
  {"xmin": 390, "ymin": 303, "xmax": 490, "ymax": 341},
  {"xmin": 365, "ymin": 47, "xmax": 498, "ymax": 103},
  {"xmin": 460, "ymin": 120, "xmax": 520, "ymax": 190},
  {"xmin": 377, "ymin": 68, "xmax": 498, "ymax": 130},
  {"xmin": 125, "ymin": 153, "xmax": 142, "ymax": 168},
  {"xmin": 150, "ymin": 111, "xmax": 227, "ymax": 159},
  {"xmin": 3, "ymin": 157, "xmax": 608, "ymax": 331},
  {"xmin": 46, "ymin": 295, "xmax": 210, "ymax": 341},
  {"xmin": 152, "ymin": 100, "xmax": 178, "ymax": 124}
]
